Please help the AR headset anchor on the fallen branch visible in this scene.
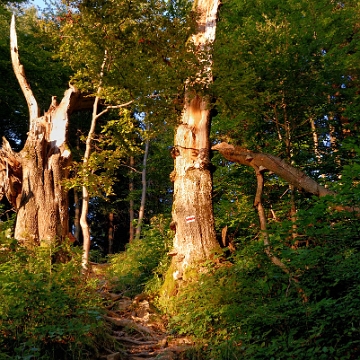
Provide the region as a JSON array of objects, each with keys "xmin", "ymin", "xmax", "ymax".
[
  {"xmin": 212, "ymin": 142, "xmax": 360, "ymax": 215},
  {"xmin": 212, "ymin": 142, "xmax": 331, "ymax": 196}
]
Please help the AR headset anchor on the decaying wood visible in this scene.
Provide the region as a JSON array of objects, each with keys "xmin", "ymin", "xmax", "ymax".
[
  {"xmin": 0, "ymin": 138, "xmax": 22, "ymax": 208},
  {"xmin": 212, "ymin": 142, "xmax": 333, "ymax": 197},
  {"xmin": 212, "ymin": 141, "xmax": 360, "ymax": 217},
  {"xmin": 10, "ymin": 15, "xmax": 38, "ymax": 122},
  {"xmin": 0, "ymin": 16, "xmax": 94, "ymax": 246}
]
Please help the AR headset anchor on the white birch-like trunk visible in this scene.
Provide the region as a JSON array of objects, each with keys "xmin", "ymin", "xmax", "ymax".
[{"xmin": 135, "ymin": 123, "xmax": 150, "ymax": 241}]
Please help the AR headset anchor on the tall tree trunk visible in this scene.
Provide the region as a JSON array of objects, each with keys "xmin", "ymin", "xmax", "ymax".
[
  {"xmin": 108, "ymin": 212, "xmax": 114, "ymax": 254},
  {"xmin": 80, "ymin": 51, "xmax": 107, "ymax": 269},
  {"xmin": 129, "ymin": 156, "xmax": 135, "ymax": 243},
  {"xmin": 0, "ymin": 16, "xmax": 93, "ymax": 247},
  {"xmin": 135, "ymin": 123, "xmax": 150, "ymax": 241},
  {"xmin": 73, "ymin": 189, "xmax": 81, "ymax": 242},
  {"xmin": 310, "ymin": 117, "xmax": 321, "ymax": 162},
  {"xmin": 170, "ymin": 0, "xmax": 221, "ymax": 278},
  {"xmin": 80, "ymin": 50, "xmax": 134, "ymax": 268}
]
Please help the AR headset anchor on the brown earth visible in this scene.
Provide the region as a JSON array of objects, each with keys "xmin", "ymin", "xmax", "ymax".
[{"xmin": 90, "ymin": 263, "xmax": 196, "ymax": 360}]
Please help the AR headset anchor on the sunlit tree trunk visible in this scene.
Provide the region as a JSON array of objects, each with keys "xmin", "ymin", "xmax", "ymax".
[
  {"xmin": 80, "ymin": 50, "xmax": 134, "ymax": 268},
  {"xmin": 0, "ymin": 16, "xmax": 92, "ymax": 247},
  {"xmin": 170, "ymin": 0, "xmax": 221, "ymax": 278},
  {"xmin": 310, "ymin": 117, "xmax": 321, "ymax": 162},
  {"xmin": 135, "ymin": 123, "xmax": 150, "ymax": 241},
  {"xmin": 80, "ymin": 52, "xmax": 107, "ymax": 269}
]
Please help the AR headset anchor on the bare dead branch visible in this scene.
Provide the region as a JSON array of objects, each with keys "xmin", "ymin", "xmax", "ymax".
[
  {"xmin": 10, "ymin": 15, "xmax": 39, "ymax": 123},
  {"xmin": 212, "ymin": 142, "xmax": 332, "ymax": 197}
]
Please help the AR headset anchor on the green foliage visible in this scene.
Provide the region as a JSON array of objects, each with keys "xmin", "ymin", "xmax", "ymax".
[
  {"xmin": 108, "ymin": 215, "xmax": 172, "ymax": 297},
  {"xmin": 57, "ymin": 0, "xmax": 196, "ymax": 120},
  {"xmin": 64, "ymin": 109, "xmax": 141, "ymax": 198},
  {"xmin": 212, "ymin": 152, "xmax": 258, "ymax": 244},
  {"xmin": 0, "ymin": 242, "xmax": 107, "ymax": 359},
  {"xmin": 168, "ymin": 162, "xmax": 360, "ymax": 359},
  {"xmin": 212, "ymin": 0, "xmax": 360, "ymax": 173}
]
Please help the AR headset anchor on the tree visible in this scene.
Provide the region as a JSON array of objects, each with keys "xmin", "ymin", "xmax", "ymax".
[
  {"xmin": 135, "ymin": 121, "xmax": 150, "ymax": 241},
  {"xmin": 0, "ymin": 6, "xmax": 71, "ymax": 149},
  {"xmin": 209, "ymin": 0, "xmax": 360, "ymax": 248},
  {"xmin": 212, "ymin": 0, "xmax": 360, "ymax": 167},
  {"xmin": 56, "ymin": 0, "xmax": 195, "ymax": 256},
  {"xmin": 0, "ymin": 15, "xmax": 93, "ymax": 246},
  {"xmin": 79, "ymin": 49, "xmax": 134, "ymax": 268},
  {"xmin": 169, "ymin": 0, "xmax": 221, "ymax": 279}
]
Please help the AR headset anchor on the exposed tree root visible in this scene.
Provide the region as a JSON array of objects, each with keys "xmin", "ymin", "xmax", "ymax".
[{"xmin": 100, "ymin": 291, "xmax": 194, "ymax": 359}]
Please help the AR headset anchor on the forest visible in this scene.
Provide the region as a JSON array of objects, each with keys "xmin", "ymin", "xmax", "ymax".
[{"xmin": 0, "ymin": 0, "xmax": 360, "ymax": 358}]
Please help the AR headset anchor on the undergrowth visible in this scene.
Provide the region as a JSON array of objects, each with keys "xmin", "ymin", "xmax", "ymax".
[
  {"xmin": 0, "ymin": 238, "xmax": 108, "ymax": 360},
  {"xmin": 106, "ymin": 192, "xmax": 360, "ymax": 359},
  {"xmin": 164, "ymin": 159, "xmax": 360, "ymax": 359},
  {"xmin": 107, "ymin": 215, "xmax": 172, "ymax": 297}
]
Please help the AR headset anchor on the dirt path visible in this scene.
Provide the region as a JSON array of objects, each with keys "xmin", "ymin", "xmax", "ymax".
[{"xmin": 91, "ymin": 264, "xmax": 194, "ymax": 360}]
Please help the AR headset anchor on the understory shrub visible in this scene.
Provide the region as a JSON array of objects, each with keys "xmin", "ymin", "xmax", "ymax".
[
  {"xmin": 0, "ymin": 242, "xmax": 106, "ymax": 360},
  {"xmin": 107, "ymin": 215, "xmax": 172, "ymax": 297},
  {"xmin": 168, "ymin": 184, "xmax": 360, "ymax": 359}
]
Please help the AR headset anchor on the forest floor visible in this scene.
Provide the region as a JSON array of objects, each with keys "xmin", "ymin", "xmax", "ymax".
[{"xmin": 90, "ymin": 263, "xmax": 195, "ymax": 360}]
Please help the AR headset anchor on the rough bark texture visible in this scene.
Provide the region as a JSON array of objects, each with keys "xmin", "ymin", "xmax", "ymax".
[
  {"xmin": 170, "ymin": 0, "xmax": 220, "ymax": 279},
  {"xmin": 212, "ymin": 142, "xmax": 333, "ymax": 197},
  {"xmin": 0, "ymin": 16, "xmax": 93, "ymax": 246}
]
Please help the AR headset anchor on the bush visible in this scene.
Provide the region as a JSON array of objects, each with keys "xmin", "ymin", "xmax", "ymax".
[
  {"xmin": 168, "ymin": 184, "xmax": 360, "ymax": 359},
  {"xmin": 107, "ymin": 215, "xmax": 172, "ymax": 297},
  {"xmin": 0, "ymin": 242, "xmax": 106, "ymax": 360}
]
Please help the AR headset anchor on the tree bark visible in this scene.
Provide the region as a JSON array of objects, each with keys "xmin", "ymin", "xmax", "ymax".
[
  {"xmin": 80, "ymin": 50, "xmax": 134, "ymax": 268},
  {"xmin": 252, "ymin": 165, "xmax": 290, "ymax": 274},
  {"xmin": 129, "ymin": 156, "xmax": 135, "ymax": 243},
  {"xmin": 212, "ymin": 142, "xmax": 333, "ymax": 197},
  {"xmin": 108, "ymin": 212, "xmax": 114, "ymax": 254},
  {"xmin": 0, "ymin": 16, "xmax": 93, "ymax": 247},
  {"xmin": 80, "ymin": 51, "xmax": 106, "ymax": 268},
  {"xmin": 170, "ymin": 0, "xmax": 221, "ymax": 278},
  {"xmin": 135, "ymin": 123, "xmax": 150, "ymax": 241},
  {"xmin": 73, "ymin": 189, "xmax": 81, "ymax": 242}
]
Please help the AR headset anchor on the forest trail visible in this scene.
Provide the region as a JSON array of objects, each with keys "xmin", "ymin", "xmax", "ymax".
[{"xmin": 90, "ymin": 263, "xmax": 194, "ymax": 360}]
